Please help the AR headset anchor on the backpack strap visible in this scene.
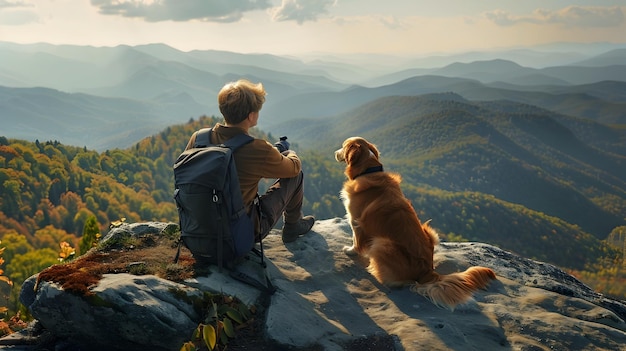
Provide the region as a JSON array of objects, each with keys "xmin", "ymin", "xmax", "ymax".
[
  {"xmin": 222, "ymin": 132, "xmax": 254, "ymax": 150},
  {"xmin": 193, "ymin": 128, "xmax": 212, "ymax": 148},
  {"xmin": 193, "ymin": 128, "xmax": 254, "ymax": 151},
  {"xmin": 229, "ymin": 246, "xmax": 277, "ymax": 295},
  {"xmin": 229, "ymin": 266, "xmax": 276, "ymax": 295}
]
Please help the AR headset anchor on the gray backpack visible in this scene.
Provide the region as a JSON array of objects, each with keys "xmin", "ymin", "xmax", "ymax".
[
  {"xmin": 173, "ymin": 128, "xmax": 275, "ymax": 294},
  {"xmin": 173, "ymin": 128, "xmax": 254, "ymax": 265}
]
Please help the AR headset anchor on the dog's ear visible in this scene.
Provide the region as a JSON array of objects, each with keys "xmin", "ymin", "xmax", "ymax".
[
  {"xmin": 368, "ymin": 143, "xmax": 380, "ymax": 159},
  {"xmin": 345, "ymin": 142, "xmax": 363, "ymax": 165}
]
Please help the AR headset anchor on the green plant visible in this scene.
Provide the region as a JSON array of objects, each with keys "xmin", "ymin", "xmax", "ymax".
[
  {"xmin": 180, "ymin": 294, "xmax": 255, "ymax": 351},
  {"xmin": 80, "ymin": 215, "xmax": 101, "ymax": 255}
]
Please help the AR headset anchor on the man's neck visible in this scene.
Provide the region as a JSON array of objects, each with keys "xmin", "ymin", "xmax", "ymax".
[
  {"xmin": 226, "ymin": 120, "xmax": 252, "ymax": 132},
  {"xmin": 224, "ymin": 124, "xmax": 247, "ymax": 133}
]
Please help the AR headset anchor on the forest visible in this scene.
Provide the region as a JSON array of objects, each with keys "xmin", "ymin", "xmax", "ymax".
[{"xmin": 0, "ymin": 115, "xmax": 624, "ymax": 333}]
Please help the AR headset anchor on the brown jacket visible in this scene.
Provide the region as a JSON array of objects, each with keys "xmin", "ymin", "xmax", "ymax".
[{"xmin": 185, "ymin": 123, "xmax": 301, "ymax": 207}]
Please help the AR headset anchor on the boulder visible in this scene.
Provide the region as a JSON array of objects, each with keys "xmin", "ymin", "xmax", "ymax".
[{"xmin": 11, "ymin": 219, "xmax": 626, "ymax": 350}]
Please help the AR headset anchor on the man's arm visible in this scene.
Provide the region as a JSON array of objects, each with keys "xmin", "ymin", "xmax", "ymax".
[{"xmin": 260, "ymin": 142, "xmax": 301, "ymax": 179}]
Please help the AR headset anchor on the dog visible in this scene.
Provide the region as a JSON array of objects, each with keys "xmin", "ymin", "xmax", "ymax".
[{"xmin": 335, "ymin": 136, "xmax": 496, "ymax": 309}]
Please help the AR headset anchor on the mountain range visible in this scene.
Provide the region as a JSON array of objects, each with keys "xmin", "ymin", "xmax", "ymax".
[{"xmin": 1, "ymin": 41, "xmax": 626, "ymax": 150}]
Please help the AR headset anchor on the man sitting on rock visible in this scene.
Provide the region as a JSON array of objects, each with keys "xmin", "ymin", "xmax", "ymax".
[{"xmin": 184, "ymin": 78, "xmax": 315, "ymax": 243}]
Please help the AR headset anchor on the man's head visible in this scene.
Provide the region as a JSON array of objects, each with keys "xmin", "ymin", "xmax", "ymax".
[{"xmin": 218, "ymin": 79, "xmax": 266, "ymax": 125}]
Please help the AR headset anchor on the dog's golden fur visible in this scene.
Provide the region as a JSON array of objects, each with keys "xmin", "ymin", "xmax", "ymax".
[{"xmin": 335, "ymin": 136, "xmax": 496, "ymax": 309}]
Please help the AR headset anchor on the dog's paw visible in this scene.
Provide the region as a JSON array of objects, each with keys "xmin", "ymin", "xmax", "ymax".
[{"xmin": 343, "ymin": 245, "xmax": 358, "ymax": 256}]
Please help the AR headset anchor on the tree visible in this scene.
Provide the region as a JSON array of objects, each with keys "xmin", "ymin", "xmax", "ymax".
[
  {"xmin": 2, "ymin": 180, "xmax": 22, "ymax": 218},
  {"xmin": 79, "ymin": 216, "xmax": 100, "ymax": 255},
  {"xmin": 0, "ymin": 243, "xmax": 13, "ymax": 289},
  {"xmin": 33, "ymin": 225, "xmax": 76, "ymax": 251},
  {"xmin": 0, "ymin": 231, "xmax": 33, "ymax": 264},
  {"xmin": 73, "ymin": 208, "xmax": 96, "ymax": 237},
  {"xmin": 5, "ymin": 248, "xmax": 58, "ymax": 315},
  {"xmin": 0, "ymin": 241, "xmax": 13, "ymax": 319}
]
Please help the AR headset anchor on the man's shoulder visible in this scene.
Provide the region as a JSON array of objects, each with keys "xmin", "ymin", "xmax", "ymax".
[{"xmin": 248, "ymin": 137, "xmax": 272, "ymax": 149}]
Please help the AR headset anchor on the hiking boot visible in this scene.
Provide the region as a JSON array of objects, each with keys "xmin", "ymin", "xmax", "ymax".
[{"xmin": 282, "ymin": 215, "xmax": 315, "ymax": 243}]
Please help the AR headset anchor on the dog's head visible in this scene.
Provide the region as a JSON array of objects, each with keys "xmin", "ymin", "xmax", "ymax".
[{"xmin": 335, "ymin": 137, "xmax": 382, "ymax": 180}]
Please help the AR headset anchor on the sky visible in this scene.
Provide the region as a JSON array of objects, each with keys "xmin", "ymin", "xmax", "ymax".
[{"xmin": 0, "ymin": 0, "xmax": 625, "ymax": 57}]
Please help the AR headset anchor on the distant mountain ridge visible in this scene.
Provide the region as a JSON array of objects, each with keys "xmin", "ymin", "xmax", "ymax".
[
  {"xmin": 573, "ymin": 48, "xmax": 626, "ymax": 67},
  {"xmin": 0, "ymin": 86, "xmax": 203, "ymax": 150},
  {"xmin": 261, "ymin": 75, "xmax": 626, "ymax": 129},
  {"xmin": 431, "ymin": 58, "xmax": 626, "ymax": 85},
  {"xmin": 1, "ymin": 41, "xmax": 625, "ymax": 150}
]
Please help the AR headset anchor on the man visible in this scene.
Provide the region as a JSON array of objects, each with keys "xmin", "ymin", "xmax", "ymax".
[{"xmin": 185, "ymin": 79, "xmax": 315, "ymax": 243}]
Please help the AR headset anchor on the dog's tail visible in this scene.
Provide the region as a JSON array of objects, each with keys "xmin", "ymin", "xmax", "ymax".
[{"xmin": 411, "ymin": 266, "xmax": 496, "ymax": 310}]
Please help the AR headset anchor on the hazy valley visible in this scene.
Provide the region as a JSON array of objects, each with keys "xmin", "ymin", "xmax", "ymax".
[{"xmin": 2, "ymin": 41, "xmax": 626, "ymax": 149}]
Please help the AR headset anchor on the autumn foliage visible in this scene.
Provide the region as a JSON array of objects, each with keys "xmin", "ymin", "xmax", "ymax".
[{"xmin": 0, "ymin": 114, "xmax": 624, "ymax": 328}]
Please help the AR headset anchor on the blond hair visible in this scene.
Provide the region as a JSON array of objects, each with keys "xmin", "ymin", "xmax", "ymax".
[{"xmin": 217, "ymin": 79, "xmax": 267, "ymax": 124}]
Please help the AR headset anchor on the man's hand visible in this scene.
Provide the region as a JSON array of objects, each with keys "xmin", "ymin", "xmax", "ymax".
[{"xmin": 274, "ymin": 136, "xmax": 290, "ymax": 153}]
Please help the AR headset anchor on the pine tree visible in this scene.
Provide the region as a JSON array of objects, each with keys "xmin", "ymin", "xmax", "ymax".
[{"xmin": 79, "ymin": 216, "xmax": 100, "ymax": 255}]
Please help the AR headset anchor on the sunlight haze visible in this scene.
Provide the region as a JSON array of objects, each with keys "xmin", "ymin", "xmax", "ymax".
[{"xmin": 0, "ymin": 0, "xmax": 625, "ymax": 57}]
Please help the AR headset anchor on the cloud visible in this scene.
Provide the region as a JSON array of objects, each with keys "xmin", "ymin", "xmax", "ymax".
[
  {"xmin": 90, "ymin": 0, "xmax": 272, "ymax": 23},
  {"xmin": 0, "ymin": 0, "xmax": 38, "ymax": 25},
  {"xmin": 379, "ymin": 15, "xmax": 405, "ymax": 30},
  {"xmin": 270, "ymin": 0, "xmax": 335, "ymax": 24},
  {"xmin": 485, "ymin": 6, "xmax": 624, "ymax": 28},
  {"xmin": 0, "ymin": 0, "xmax": 29, "ymax": 9}
]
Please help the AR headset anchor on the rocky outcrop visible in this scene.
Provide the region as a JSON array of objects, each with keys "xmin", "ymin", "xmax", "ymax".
[{"xmin": 10, "ymin": 219, "xmax": 626, "ymax": 350}]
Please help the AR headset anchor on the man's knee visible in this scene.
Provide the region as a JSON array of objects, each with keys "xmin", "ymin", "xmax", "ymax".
[
  {"xmin": 273, "ymin": 170, "xmax": 303, "ymax": 193},
  {"xmin": 289, "ymin": 170, "xmax": 304, "ymax": 188}
]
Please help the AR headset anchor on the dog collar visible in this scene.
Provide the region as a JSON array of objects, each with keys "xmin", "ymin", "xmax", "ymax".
[{"xmin": 355, "ymin": 166, "xmax": 384, "ymax": 178}]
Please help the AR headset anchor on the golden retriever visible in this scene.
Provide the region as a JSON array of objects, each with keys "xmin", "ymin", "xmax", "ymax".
[{"xmin": 335, "ymin": 136, "xmax": 496, "ymax": 309}]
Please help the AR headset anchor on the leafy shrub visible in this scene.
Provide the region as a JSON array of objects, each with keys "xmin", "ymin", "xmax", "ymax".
[{"xmin": 180, "ymin": 294, "xmax": 255, "ymax": 351}]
